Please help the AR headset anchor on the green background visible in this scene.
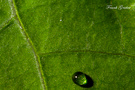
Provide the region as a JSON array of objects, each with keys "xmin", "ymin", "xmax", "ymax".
[{"xmin": 0, "ymin": 0, "xmax": 135, "ymax": 89}]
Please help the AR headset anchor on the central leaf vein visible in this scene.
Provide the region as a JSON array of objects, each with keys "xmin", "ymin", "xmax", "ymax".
[{"xmin": 10, "ymin": 0, "xmax": 46, "ymax": 89}]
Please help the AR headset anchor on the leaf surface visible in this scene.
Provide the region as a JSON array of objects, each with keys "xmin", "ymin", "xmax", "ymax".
[{"xmin": 0, "ymin": 0, "xmax": 135, "ymax": 90}]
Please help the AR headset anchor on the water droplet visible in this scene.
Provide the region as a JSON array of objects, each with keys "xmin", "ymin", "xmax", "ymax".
[
  {"xmin": 60, "ymin": 19, "xmax": 62, "ymax": 21},
  {"xmin": 72, "ymin": 72, "xmax": 94, "ymax": 88}
]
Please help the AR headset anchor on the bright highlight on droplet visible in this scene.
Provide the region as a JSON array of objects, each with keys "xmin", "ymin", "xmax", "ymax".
[{"xmin": 72, "ymin": 72, "xmax": 94, "ymax": 88}]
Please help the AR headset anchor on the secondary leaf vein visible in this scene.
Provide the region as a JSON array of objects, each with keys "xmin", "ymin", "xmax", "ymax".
[
  {"xmin": 39, "ymin": 50, "xmax": 135, "ymax": 58},
  {"xmin": 0, "ymin": 17, "xmax": 13, "ymax": 32}
]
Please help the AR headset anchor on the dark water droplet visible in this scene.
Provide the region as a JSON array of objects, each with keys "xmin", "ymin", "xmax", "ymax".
[{"xmin": 72, "ymin": 72, "xmax": 94, "ymax": 88}]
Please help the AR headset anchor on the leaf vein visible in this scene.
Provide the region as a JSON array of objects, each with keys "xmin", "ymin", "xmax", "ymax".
[
  {"xmin": 10, "ymin": 0, "xmax": 46, "ymax": 89},
  {"xmin": 0, "ymin": 17, "xmax": 13, "ymax": 32},
  {"xmin": 39, "ymin": 50, "xmax": 135, "ymax": 58}
]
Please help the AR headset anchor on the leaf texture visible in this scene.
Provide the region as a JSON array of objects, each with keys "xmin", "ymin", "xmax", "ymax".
[{"xmin": 0, "ymin": 0, "xmax": 135, "ymax": 90}]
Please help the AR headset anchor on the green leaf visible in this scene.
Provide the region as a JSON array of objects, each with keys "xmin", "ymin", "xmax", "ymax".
[{"xmin": 0, "ymin": 0, "xmax": 135, "ymax": 89}]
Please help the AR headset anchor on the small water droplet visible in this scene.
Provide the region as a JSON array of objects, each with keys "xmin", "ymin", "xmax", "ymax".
[
  {"xmin": 72, "ymin": 72, "xmax": 94, "ymax": 88},
  {"xmin": 60, "ymin": 19, "xmax": 62, "ymax": 21}
]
